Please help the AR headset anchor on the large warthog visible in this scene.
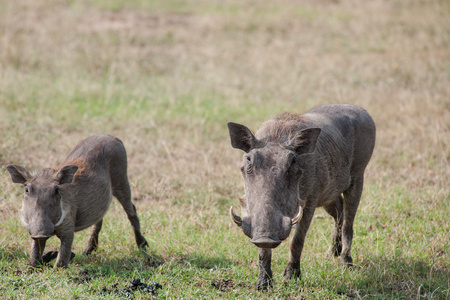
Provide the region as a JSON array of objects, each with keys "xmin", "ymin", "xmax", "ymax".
[
  {"xmin": 7, "ymin": 134, "xmax": 148, "ymax": 268},
  {"xmin": 228, "ymin": 104, "xmax": 375, "ymax": 290}
]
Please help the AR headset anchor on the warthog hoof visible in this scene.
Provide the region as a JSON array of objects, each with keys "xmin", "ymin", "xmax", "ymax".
[
  {"xmin": 139, "ymin": 239, "xmax": 149, "ymax": 249},
  {"xmin": 339, "ymin": 255, "xmax": 353, "ymax": 268},
  {"xmin": 256, "ymin": 276, "xmax": 273, "ymax": 291},
  {"xmin": 284, "ymin": 265, "xmax": 301, "ymax": 281}
]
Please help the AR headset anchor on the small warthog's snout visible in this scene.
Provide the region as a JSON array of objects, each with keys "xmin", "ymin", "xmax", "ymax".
[
  {"xmin": 251, "ymin": 237, "xmax": 281, "ymax": 248},
  {"xmin": 28, "ymin": 222, "xmax": 54, "ymax": 241}
]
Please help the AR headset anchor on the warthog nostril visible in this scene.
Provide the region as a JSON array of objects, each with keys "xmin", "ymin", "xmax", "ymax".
[{"xmin": 251, "ymin": 237, "xmax": 281, "ymax": 249}]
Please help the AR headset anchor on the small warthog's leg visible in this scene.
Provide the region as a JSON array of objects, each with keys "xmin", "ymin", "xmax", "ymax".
[
  {"xmin": 113, "ymin": 182, "xmax": 148, "ymax": 249},
  {"xmin": 29, "ymin": 238, "xmax": 47, "ymax": 267},
  {"xmin": 284, "ymin": 203, "xmax": 316, "ymax": 281},
  {"xmin": 324, "ymin": 195, "xmax": 344, "ymax": 257},
  {"xmin": 54, "ymin": 232, "xmax": 74, "ymax": 268},
  {"xmin": 256, "ymin": 248, "xmax": 273, "ymax": 290},
  {"xmin": 341, "ymin": 175, "xmax": 364, "ymax": 266},
  {"xmin": 83, "ymin": 219, "xmax": 103, "ymax": 256}
]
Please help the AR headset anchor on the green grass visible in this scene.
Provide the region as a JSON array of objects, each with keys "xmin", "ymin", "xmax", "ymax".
[
  {"xmin": 0, "ymin": 0, "xmax": 449, "ymax": 299},
  {"xmin": 1, "ymin": 185, "xmax": 448, "ymax": 299}
]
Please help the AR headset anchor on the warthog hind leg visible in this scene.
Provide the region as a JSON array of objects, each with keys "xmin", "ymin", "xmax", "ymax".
[
  {"xmin": 42, "ymin": 251, "xmax": 75, "ymax": 263},
  {"xmin": 113, "ymin": 182, "xmax": 148, "ymax": 249},
  {"xmin": 341, "ymin": 175, "xmax": 364, "ymax": 267},
  {"xmin": 83, "ymin": 219, "xmax": 103, "ymax": 255},
  {"xmin": 324, "ymin": 195, "xmax": 344, "ymax": 257}
]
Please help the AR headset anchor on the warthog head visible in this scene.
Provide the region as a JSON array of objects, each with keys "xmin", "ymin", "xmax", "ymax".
[
  {"xmin": 227, "ymin": 122, "xmax": 321, "ymax": 248},
  {"xmin": 7, "ymin": 165, "xmax": 78, "ymax": 241}
]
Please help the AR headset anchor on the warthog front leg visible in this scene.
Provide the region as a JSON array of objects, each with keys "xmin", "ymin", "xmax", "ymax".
[
  {"xmin": 256, "ymin": 248, "xmax": 273, "ymax": 290},
  {"xmin": 29, "ymin": 238, "xmax": 47, "ymax": 267},
  {"xmin": 284, "ymin": 204, "xmax": 316, "ymax": 281},
  {"xmin": 83, "ymin": 219, "xmax": 103, "ymax": 256},
  {"xmin": 54, "ymin": 232, "xmax": 74, "ymax": 268}
]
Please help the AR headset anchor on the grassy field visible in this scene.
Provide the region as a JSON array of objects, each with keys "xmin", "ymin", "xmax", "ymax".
[{"xmin": 0, "ymin": 0, "xmax": 449, "ymax": 298}]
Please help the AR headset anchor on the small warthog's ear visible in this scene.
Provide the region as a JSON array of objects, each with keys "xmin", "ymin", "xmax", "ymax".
[
  {"xmin": 227, "ymin": 122, "xmax": 261, "ymax": 153},
  {"xmin": 287, "ymin": 128, "xmax": 321, "ymax": 155},
  {"xmin": 56, "ymin": 165, "xmax": 79, "ymax": 184},
  {"xmin": 6, "ymin": 165, "xmax": 31, "ymax": 185}
]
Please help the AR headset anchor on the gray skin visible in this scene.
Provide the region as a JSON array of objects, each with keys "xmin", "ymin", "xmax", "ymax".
[
  {"xmin": 228, "ymin": 104, "xmax": 375, "ymax": 290},
  {"xmin": 7, "ymin": 134, "xmax": 148, "ymax": 268}
]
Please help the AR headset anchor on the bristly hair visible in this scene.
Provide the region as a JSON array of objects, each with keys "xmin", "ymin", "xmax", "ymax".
[
  {"xmin": 256, "ymin": 112, "xmax": 313, "ymax": 144},
  {"xmin": 56, "ymin": 157, "xmax": 90, "ymax": 179},
  {"xmin": 29, "ymin": 168, "xmax": 57, "ymax": 183}
]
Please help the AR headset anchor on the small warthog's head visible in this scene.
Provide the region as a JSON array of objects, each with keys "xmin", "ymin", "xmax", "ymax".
[
  {"xmin": 7, "ymin": 164, "xmax": 78, "ymax": 241},
  {"xmin": 227, "ymin": 122, "xmax": 321, "ymax": 248}
]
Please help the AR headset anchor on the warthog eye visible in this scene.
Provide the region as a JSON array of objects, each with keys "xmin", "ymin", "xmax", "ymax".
[
  {"xmin": 287, "ymin": 153, "xmax": 302, "ymax": 176},
  {"xmin": 290, "ymin": 156, "xmax": 296, "ymax": 165},
  {"xmin": 287, "ymin": 153, "xmax": 297, "ymax": 168},
  {"xmin": 24, "ymin": 185, "xmax": 30, "ymax": 194},
  {"xmin": 54, "ymin": 186, "xmax": 61, "ymax": 199}
]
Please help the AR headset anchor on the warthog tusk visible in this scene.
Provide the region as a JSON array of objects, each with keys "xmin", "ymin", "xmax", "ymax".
[
  {"xmin": 54, "ymin": 209, "xmax": 67, "ymax": 227},
  {"xmin": 291, "ymin": 206, "xmax": 303, "ymax": 225},
  {"xmin": 230, "ymin": 206, "xmax": 242, "ymax": 227}
]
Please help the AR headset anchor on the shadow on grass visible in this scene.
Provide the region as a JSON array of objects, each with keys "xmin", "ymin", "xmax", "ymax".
[
  {"xmin": 0, "ymin": 244, "xmax": 234, "ymax": 272},
  {"xmin": 7, "ymin": 245, "xmax": 447, "ymax": 298},
  {"xmin": 326, "ymin": 256, "xmax": 450, "ymax": 299},
  {"xmin": 2, "ymin": 242, "xmax": 448, "ymax": 295},
  {"xmin": 172, "ymin": 253, "xmax": 234, "ymax": 270}
]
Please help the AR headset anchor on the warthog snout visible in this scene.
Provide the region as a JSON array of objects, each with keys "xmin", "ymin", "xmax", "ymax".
[
  {"xmin": 230, "ymin": 206, "xmax": 303, "ymax": 248},
  {"xmin": 31, "ymin": 234, "xmax": 52, "ymax": 240},
  {"xmin": 28, "ymin": 219, "xmax": 55, "ymax": 241},
  {"xmin": 250, "ymin": 237, "xmax": 281, "ymax": 248}
]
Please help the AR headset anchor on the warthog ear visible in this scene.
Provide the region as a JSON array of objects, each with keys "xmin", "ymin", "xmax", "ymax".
[
  {"xmin": 6, "ymin": 165, "xmax": 31, "ymax": 185},
  {"xmin": 56, "ymin": 165, "xmax": 79, "ymax": 184},
  {"xmin": 227, "ymin": 122, "xmax": 261, "ymax": 153},
  {"xmin": 287, "ymin": 128, "xmax": 321, "ymax": 155}
]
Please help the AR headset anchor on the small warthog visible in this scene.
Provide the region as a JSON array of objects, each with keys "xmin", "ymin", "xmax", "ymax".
[
  {"xmin": 7, "ymin": 134, "xmax": 148, "ymax": 268},
  {"xmin": 228, "ymin": 104, "xmax": 375, "ymax": 290}
]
